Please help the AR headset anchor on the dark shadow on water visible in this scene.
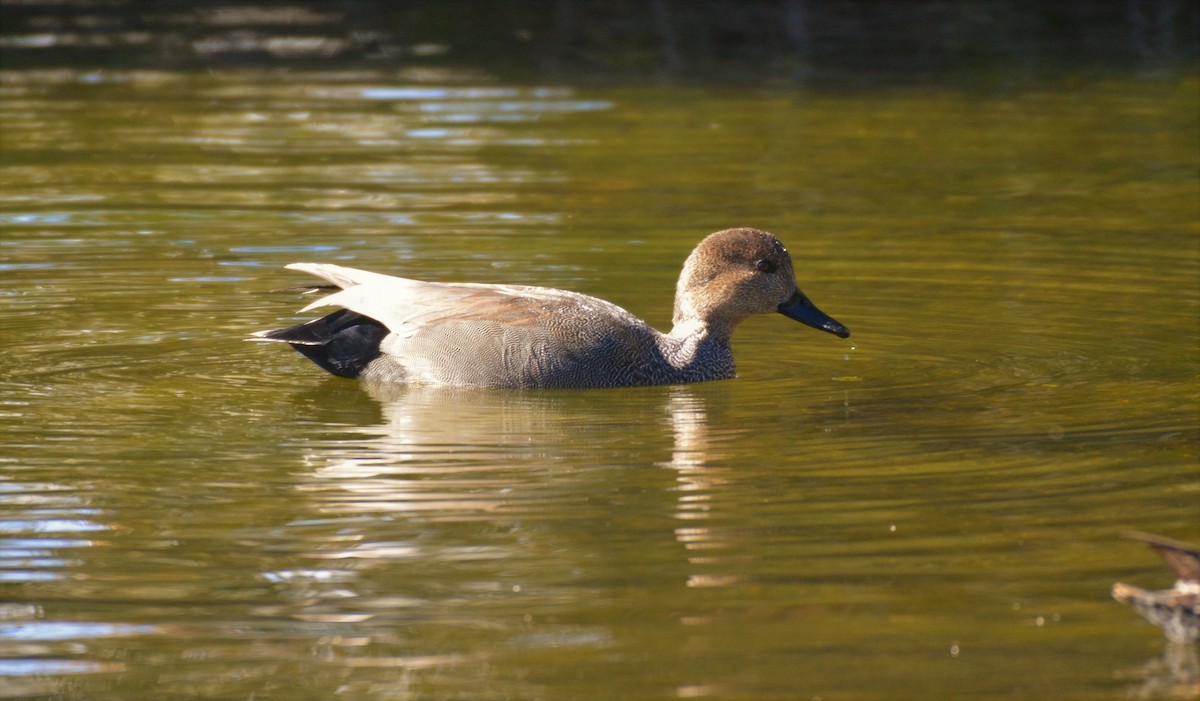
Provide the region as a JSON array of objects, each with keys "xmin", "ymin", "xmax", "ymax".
[{"xmin": 1, "ymin": 1, "xmax": 1196, "ymax": 86}]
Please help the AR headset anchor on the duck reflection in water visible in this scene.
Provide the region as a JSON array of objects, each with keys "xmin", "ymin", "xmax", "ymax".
[
  {"xmin": 295, "ymin": 382, "xmax": 722, "ymax": 513},
  {"xmin": 290, "ymin": 383, "xmax": 742, "ymax": 593}
]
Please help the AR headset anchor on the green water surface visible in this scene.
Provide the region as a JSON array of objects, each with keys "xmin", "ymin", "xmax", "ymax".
[{"xmin": 1, "ymin": 65, "xmax": 1197, "ymax": 700}]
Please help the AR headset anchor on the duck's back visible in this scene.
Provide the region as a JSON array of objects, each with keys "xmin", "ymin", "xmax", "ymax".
[{"xmin": 363, "ymin": 284, "xmax": 674, "ymax": 388}]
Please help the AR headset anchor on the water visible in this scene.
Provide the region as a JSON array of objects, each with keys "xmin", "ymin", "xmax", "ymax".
[{"xmin": 1, "ymin": 64, "xmax": 1198, "ymax": 700}]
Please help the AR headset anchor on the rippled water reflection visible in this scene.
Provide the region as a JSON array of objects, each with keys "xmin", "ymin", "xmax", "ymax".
[{"xmin": 0, "ymin": 64, "xmax": 1197, "ymax": 700}]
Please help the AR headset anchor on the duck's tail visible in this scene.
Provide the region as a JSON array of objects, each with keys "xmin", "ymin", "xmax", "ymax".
[{"xmin": 252, "ymin": 309, "xmax": 388, "ymax": 378}]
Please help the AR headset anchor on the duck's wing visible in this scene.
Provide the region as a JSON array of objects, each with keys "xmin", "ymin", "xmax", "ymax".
[
  {"xmin": 283, "ymin": 262, "xmax": 611, "ymax": 332},
  {"xmin": 1124, "ymin": 531, "xmax": 1200, "ymax": 582},
  {"xmin": 285, "ymin": 262, "xmax": 408, "ymax": 290}
]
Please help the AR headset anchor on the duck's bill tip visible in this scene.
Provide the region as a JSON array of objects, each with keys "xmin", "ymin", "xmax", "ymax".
[
  {"xmin": 824, "ymin": 321, "xmax": 851, "ymax": 339},
  {"xmin": 778, "ymin": 291, "xmax": 850, "ymax": 339}
]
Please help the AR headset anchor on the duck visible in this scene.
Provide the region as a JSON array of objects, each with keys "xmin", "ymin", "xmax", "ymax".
[
  {"xmin": 1113, "ymin": 531, "xmax": 1200, "ymax": 643},
  {"xmin": 252, "ymin": 227, "xmax": 849, "ymax": 389}
]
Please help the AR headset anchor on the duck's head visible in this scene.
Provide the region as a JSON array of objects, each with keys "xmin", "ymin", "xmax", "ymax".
[{"xmin": 672, "ymin": 227, "xmax": 850, "ymax": 340}]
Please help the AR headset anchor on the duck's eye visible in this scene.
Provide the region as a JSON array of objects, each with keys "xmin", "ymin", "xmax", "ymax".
[{"xmin": 755, "ymin": 259, "xmax": 777, "ymax": 273}]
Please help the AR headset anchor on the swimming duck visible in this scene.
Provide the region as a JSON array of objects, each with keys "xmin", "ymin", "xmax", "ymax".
[
  {"xmin": 253, "ymin": 227, "xmax": 849, "ymax": 389},
  {"xmin": 1113, "ymin": 531, "xmax": 1200, "ymax": 643}
]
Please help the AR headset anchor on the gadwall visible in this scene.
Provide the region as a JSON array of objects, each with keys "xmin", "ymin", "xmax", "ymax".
[
  {"xmin": 1113, "ymin": 531, "xmax": 1200, "ymax": 643},
  {"xmin": 253, "ymin": 227, "xmax": 849, "ymax": 389}
]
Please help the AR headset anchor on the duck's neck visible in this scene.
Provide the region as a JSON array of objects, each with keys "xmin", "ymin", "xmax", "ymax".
[
  {"xmin": 663, "ymin": 319, "xmax": 735, "ymax": 381},
  {"xmin": 671, "ymin": 290, "xmax": 736, "ymax": 345},
  {"xmin": 668, "ymin": 316, "xmax": 735, "ymax": 344}
]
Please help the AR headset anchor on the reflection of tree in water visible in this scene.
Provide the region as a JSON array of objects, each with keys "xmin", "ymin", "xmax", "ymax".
[{"xmin": 1, "ymin": 1, "xmax": 1195, "ymax": 79}]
